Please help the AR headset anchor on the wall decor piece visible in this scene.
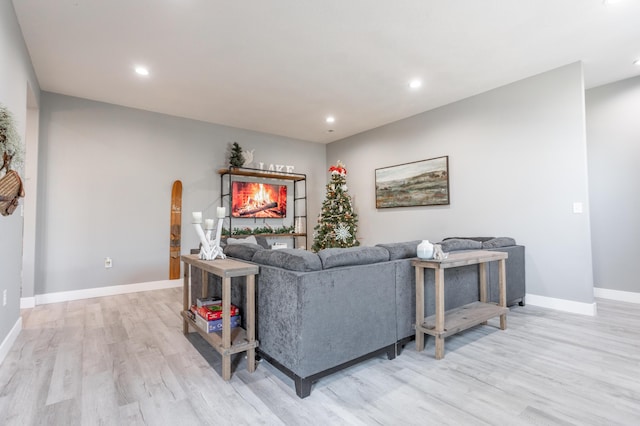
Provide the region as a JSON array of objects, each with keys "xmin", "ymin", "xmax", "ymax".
[
  {"xmin": 1, "ymin": 104, "xmax": 25, "ymax": 216},
  {"xmin": 0, "ymin": 169, "xmax": 25, "ymax": 216},
  {"xmin": 375, "ymin": 156, "xmax": 449, "ymax": 208},
  {"xmin": 169, "ymin": 180, "xmax": 182, "ymax": 279},
  {"xmin": 0, "ymin": 104, "xmax": 24, "ymax": 171},
  {"xmin": 191, "ymin": 208, "xmax": 226, "ymax": 260},
  {"xmin": 242, "ymin": 148, "xmax": 255, "ymax": 167}
]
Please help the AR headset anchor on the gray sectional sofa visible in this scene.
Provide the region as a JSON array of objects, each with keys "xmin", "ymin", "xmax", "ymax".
[{"xmin": 193, "ymin": 237, "xmax": 525, "ymax": 398}]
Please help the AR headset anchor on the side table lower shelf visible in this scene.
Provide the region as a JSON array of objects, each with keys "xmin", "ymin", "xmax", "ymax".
[
  {"xmin": 181, "ymin": 254, "xmax": 259, "ymax": 380},
  {"xmin": 416, "ymin": 301, "xmax": 509, "ymax": 339},
  {"xmin": 413, "ymin": 250, "xmax": 509, "ymax": 359},
  {"xmin": 181, "ymin": 311, "xmax": 259, "ymax": 356}
]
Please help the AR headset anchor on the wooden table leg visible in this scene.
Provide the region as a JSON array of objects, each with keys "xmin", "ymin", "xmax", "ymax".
[
  {"xmin": 221, "ymin": 276, "xmax": 232, "ymax": 380},
  {"xmin": 479, "ymin": 262, "xmax": 488, "ymax": 325},
  {"xmin": 246, "ymin": 274, "xmax": 256, "ymax": 373},
  {"xmin": 201, "ymin": 269, "xmax": 208, "ymax": 299},
  {"xmin": 499, "ymin": 258, "xmax": 507, "ymax": 330},
  {"xmin": 434, "ymin": 267, "xmax": 445, "ymax": 359},
  {"xmin": 479, "ymin": 262, "xmax": 487, "ymax": 303},
  {"xmin": 415, "ymin": 266, "xmax": 425, "ymax": 351},
  {"xmin": 182, "ymin": 263, "xmax": 190, "ymax": 335}
]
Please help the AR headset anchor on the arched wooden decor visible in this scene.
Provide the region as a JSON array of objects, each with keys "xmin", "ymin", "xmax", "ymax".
[{"xmin": 169, "ymin": 180, "xmax": 183, "ymax": 279}]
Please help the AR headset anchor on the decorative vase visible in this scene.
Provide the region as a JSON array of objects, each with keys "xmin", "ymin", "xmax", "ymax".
[{"xmin": 417, "ymin": 240, "xmax": 434, "ymax": 259}]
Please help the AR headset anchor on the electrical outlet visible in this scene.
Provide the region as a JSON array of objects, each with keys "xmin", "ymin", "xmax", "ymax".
[
  {"xmin": 2, "ymin": 289, "xmax": 6, "ymax": 306},
  {"xmin": 104, "ymin": 257, "xmax": 113, "ymax": 268},
  {"xmin": 573, "ymin": 202, "xmax": 583, "ymax": 214}
]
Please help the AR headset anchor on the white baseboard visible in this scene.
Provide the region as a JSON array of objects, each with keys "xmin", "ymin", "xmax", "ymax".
[
  {"xmin": 525, "ymin": 293, "xmax": 597, "ymax": 316},
  {"xmin": 26, "ymin": 279, "xmax": 182, "ymax": 306},
  {"xmin": 594, "ymin": 287, "xmax": 640, "ymax": 304},
  {"xmin": 20, "ymin": 297, "xmax": 35, "ymax": 309},
  {"xmin": 0, "ymin": 316, "xmax": 22, "ymax": 366}
]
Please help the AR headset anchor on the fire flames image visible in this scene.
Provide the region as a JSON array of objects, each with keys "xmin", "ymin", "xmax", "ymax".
[{"xmin": 232, "ymin": 182, "xmax": 287, "ymax": 218}]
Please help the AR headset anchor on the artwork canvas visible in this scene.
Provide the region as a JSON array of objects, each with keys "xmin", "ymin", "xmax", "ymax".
[{"xmin": 375, "ymin": 156, "xmax": 449, "ymax": 208}]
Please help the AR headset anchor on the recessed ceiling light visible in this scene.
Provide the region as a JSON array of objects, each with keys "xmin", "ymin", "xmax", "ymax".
[
  {"xmin": 135, "ymin": 66, "xmax": 149, "ymax": 76},
  {"xmin": 634, "ymin": 58, "xmax": 640, "ymax": 66},
  {"xmin": 409, "ymin": 79, "xmax": 422, "ymax": 89},
  {"xmin": 326, "ymin": 116, "xmax": 335, "ymax": 124}
]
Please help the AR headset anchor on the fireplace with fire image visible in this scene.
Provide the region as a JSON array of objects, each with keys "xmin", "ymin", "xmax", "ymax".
[{"xmin": 231, "ymin": 181, "xmax": 288, "ymax": 218}]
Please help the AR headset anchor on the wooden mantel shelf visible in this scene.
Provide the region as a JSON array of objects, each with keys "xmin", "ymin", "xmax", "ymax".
[{"xmin": 218, "ymin": 167, "xmax": 306, "ymax": 182}]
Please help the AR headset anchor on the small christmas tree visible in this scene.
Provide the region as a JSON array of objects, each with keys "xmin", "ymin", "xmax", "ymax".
[
  {"xmin": 229, "ymin": 142, "xmax": 245, "ymax": 168},
  {"xmin": 312, "ymin": 161, "xmax": 360, "ymax": 251}
]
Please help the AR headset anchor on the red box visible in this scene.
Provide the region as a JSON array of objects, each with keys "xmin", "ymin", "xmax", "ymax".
[{"xmin": 191, "ymin": 304, "xmax": 240, "ymax": 321}]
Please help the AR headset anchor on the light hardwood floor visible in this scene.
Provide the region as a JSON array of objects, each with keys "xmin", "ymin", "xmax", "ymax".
[{"xmin": 1, "ymin": 288, "xmax": 639, "ymax": 425}]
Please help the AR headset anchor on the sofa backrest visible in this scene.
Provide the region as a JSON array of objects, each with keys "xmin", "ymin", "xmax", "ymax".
[
  {"xmin": 224, "ymin": 244, "xmax": 394, "ymax": 271},
  {"xmin": 223, "ymin": 237, "xmax": 520, "ymax": 271}
]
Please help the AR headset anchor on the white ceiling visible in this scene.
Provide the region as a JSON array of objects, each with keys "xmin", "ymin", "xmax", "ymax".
[{"xmin": 11, "ymin": 0, "xmax": 640, "ymax": 143}]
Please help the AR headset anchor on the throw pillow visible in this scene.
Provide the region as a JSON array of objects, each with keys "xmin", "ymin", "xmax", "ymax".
[
  {"xmin": 443, "ymin": 236, "xmax": 495, "ymax": 242},
  {"xmin": 223, "ymin": 243, "xmax": 264, "ymax": 261},
  {"xmin": 318, "ymin": 246, "xmax": 390, "ymax": 269},
  {"xmin": 439, "ymin": 238, "xmax": 482, "ymax": 252},
  {"xmin": 375, "ymin": 240, "xmax": 422, "ymax": 260},
  {"xmin": 252, "ymin": 249, "xmax": 322, "ymax": 272},
  {"xmin": 226, "ymin": 235, "xmax": 259, "ymax": 245},
  {"xmin": 254, "ymin": 235, "xmax": 270, "ymax": 249},
  {"xmin": 482, "ymin": 237, "xmax": 517, "ymax": 249}
]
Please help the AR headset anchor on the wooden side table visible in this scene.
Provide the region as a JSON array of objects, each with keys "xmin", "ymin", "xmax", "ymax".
[
  {"xmin": 181, "ymin": 254, "xmax": 259, "ymax": 380},
  {"xmin": 412, "ymin": 250, "xmax": 509, "ymax": 359}
]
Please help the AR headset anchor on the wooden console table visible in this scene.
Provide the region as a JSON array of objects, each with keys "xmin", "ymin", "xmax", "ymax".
[
  {"xmin": 181, "ymin": 255, "xmax": 259, "ymax": 380},
  {"xmin": 412, "ymin": 250, "xmax": 509, "ymax": 359}
]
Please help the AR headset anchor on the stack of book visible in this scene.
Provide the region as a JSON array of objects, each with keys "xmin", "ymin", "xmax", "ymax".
[{"xmin": 189, "ymin": 298, "xmax": 241, "ymax": 333}]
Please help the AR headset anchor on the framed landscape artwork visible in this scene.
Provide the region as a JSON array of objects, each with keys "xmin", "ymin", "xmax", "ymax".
[{"xmin": 375, "ymin": 156, "xmax": 450, "ymax": 208}]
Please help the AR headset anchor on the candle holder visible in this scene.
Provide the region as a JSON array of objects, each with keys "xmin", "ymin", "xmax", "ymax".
[{"xmin": 192, "ymin": 208, "xmax": 226, "ymax": 260}]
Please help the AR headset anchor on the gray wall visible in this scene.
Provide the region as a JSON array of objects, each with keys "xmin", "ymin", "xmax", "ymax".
[
  {"xmin": 586, "ymin": 75, "xmax": 640, "ymax": 293},
  {"xmin": 0, "ymin": 1, "xmax": 40, "ymax": 345},
  {"xmin": 36, "ymin": 92, "xmax": 325, "ymax": 294},
  {"xmin": 327, "ymin": 63, "xmax": 594, "ymax": 304}
]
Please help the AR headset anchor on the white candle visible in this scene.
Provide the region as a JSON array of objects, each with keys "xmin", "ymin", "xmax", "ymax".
[
  {"xmin": 204, "ymin": 219, "xmax": 214, "ymax": 230},
  {"xmin": 216, "ymin": 207, "xmax": 226, "ymax": 218},
  {"xmin": 192, "ymin": 211, "xmax": 202, "ymax": 224}
]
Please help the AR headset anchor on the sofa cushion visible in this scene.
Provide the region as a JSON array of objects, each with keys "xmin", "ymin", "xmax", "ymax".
[
  {"xmin": 318, "ymin": 246, "xmax": 390, "ymax": 269},
  {"xmin": 254, "ymin": 235, "xmax": 270, "ymax": 249},
  {"xmin": 443, "ymin": 236, "xmax": 495, "ymax": 243},
  {"xmin": 376, "ymin": 240, "xmax": 422, "ymax": 260},
  {"xmin": 482, "ymin": 237, "xmax": 517, "ymax": 249},
  {"xmin": 223, "ymin": 243, "xmax": 264, "ymax": 261},
  {"xmin": 225, "ymin": 235, "xmax": 259, "ymax": 245},
  {"xmin": 252, "ymin": 249, "xmax": 322, "ymax": 272},
  {"xmin": 439, "ymin": 238, "xmax": 483, "ymax": 252}
]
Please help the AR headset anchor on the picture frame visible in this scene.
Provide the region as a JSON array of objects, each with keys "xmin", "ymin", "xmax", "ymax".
[{"xmin": 375, "ymin": 156, "xmax": 449, "ymax": 208}]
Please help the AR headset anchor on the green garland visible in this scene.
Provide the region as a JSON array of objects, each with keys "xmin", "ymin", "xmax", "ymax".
[
  {"xmin": 223, "ymin": 225, "xmax": 295, "ymax": 236},
  {"xmin": 0, "ymin": 104, "xmax": 24, "ymax": 171}
]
